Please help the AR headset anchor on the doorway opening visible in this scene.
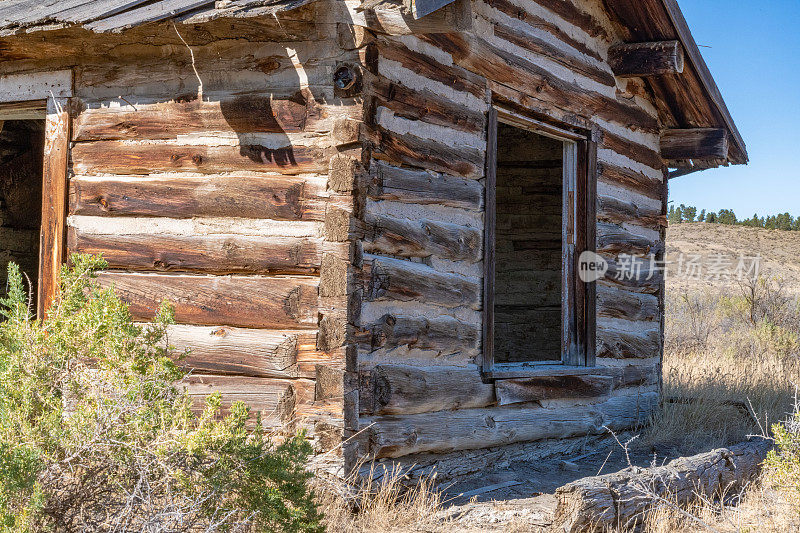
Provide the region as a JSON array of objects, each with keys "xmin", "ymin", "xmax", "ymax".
[
  {"xmin": 0, "ymin": 118, "xmax": 45, "ymax": 315},
  {"xmin": 493, "ymin": 123, "xmax": 566, "ymax": 364},
  {"xmin": 482, "ymin": 108, "xmax": 596, "ymax": 376}
]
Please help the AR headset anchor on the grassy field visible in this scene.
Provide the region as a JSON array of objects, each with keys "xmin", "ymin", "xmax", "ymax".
[{"xmin": 319, "ymin": 223, "xmax": 800, "ymax": 532}]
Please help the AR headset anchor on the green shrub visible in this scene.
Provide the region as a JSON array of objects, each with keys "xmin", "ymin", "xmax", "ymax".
[
  {"xmin": 765, "ymin": 406, "xmax": 800, "ymax": 505},
  {"xmin": 0, "ymin": 255, "xmax": 323, "ymax": 532}
]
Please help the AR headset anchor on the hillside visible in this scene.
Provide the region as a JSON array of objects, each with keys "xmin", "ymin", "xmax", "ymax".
[{"xmin": 665, "ymin": 222, "xmax": 800, "ymax": 293}]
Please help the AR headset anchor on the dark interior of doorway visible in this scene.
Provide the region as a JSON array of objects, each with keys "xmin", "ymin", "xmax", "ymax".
[
  {"xmin": 0, "ymin": 119, "xmax": 45, "ymax": 314},
  {"xmin": 493, "ymin": 122, "xmax": 563, "ymax": 363}
]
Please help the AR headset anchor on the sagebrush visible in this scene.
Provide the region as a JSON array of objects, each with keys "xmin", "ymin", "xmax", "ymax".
[{"xmin": 0, "ymin": 255, "xmax": 323, "ymax": 532}]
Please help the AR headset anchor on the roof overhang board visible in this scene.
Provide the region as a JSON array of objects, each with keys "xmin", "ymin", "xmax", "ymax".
[
  {"xmin": 661, "ymin": 128, "xmax": 728, "ymax": 164},
  {"xmin": 604, "ymin": 0, "xmax": 747, "ymax": 167}
]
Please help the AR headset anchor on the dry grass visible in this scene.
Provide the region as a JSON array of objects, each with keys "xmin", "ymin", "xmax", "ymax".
[
  {"xmin": 315, "ymin": 464, "xmax": 450, "ymax": 533},
  {"xmin": 643, "ymin": 281, "xmax": 800, "ymax": 453}
]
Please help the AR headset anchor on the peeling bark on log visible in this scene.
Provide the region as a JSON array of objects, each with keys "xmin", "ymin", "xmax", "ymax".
[
  {"xmin": 597, "ymin": 323, "xmax": 661, "ymax": 359},
  {"xmin": 597, "ymin": 283, "xmax": 660, "ymax": 322},
  {"xmin": 495, "ymin": 375, "xmax": 614, "ymax": 406},
  {"xmin": 554, "ymin": 439, "xmax": 772, "ymax": 533}
]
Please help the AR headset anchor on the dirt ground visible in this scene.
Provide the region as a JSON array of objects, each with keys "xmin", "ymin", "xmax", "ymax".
[{"xmin": 665, "ymin": 222, "xmax": 800, "ymax": 294}]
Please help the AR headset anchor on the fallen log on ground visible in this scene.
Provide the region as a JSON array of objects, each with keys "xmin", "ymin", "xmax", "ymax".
[{"xmin": 553, "ymin": 439, "xmax": 772, "ymax": 532}]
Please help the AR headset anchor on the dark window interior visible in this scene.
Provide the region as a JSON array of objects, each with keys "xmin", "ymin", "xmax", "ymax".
[
  {"xmin": 0, "ymin": 119, "xmax": 44, "ymax": 313},
  {"xmin": 493, "ymin": 123, "xmax": 563, "ymax": 363}
]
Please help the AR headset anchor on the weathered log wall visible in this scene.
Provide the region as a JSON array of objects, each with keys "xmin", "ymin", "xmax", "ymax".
[
  {"xmin": 0, "ymin": 5, "xmax": 360, "ymax": 456},
  {"xmin": 351, "ymin": 0, "xmax": 666, "ymax": 462},
  {"xmin": 0, "ymin": 0, "xmax": 669, "ymax": 471}
]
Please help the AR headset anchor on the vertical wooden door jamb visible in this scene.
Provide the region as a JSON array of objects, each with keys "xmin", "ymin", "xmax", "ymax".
[
  {"xmin": 583, "ymin": 138, "xmax": 598, "ymax": 367},
  {"xmin": 38, "ymin": 96, "xmax": 70, "ymax": 318},
  {"xmin": 482, "ymin": 108, "xmax": 498, "ymax": 374}
]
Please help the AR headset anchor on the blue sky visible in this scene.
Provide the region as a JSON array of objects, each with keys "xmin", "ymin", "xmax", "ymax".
[{"xmin": 667, "ymin": 0, "xmax": 800, "ymax": 218}]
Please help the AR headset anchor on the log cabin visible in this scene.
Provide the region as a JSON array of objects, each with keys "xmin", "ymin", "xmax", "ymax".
[{"xmin": 0, "ymin": 0, "xmax": 746, "ymax": 478}]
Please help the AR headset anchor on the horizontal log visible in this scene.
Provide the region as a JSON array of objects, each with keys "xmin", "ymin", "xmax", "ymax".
[
  {"xmin": 69, "ymin": 227, "xmax": 323, "ymax": 274},
  {"xmin": 422, "ymin": 33, "xmax": 659, "ymax": 132},
  {"xmin": 598, "ymin": 162, "xmax": 662, "ymax": 201},
  {"xmin": 360, "ymin": 253, "xmax": 481, "ymax": 310},
  {"xmin": 70, "ymin": 174, "xmax": 326, "ymax": 221},
  {"xmin": 600, "ymin": 130, "xmax": 663, "ymax": 172},
  {"xmin": 597, "ymin": 222, "xmax": 663, "ymax": 256},
  {"xmin": 661, "ymin": 128, "xmax": 729, "ymax": 163},
  {"xmin": 608, "ymin": 40, "xmax": 684, "ymax": 78},
  {"xmin": 496, "ymin": 375, "xmax": 614, "ymax": 406},
  {"xmin": 364, "ymin": 392, "xmax": 659, "ymax": 457},
  {"xmin": 96, "ymin": 272, "xmax": 318, "ymax": 329},
  {"xmin": 597, "ymin": 321, "xmax": 661, "ymax": 359},
  {"xmin": 532, "ymin": 0, "xmax": 611, "ymax": 41},
  {"xmin": 602, "ymin": 256, "xmax": 663, "ymax": 294},
  {"xmin": 72, "ymin": 140, "xmax": 329, "ymax": 176},
  {"xmin": 371, "ymin": 37, "xmax": 487, "ymax": 100},
  {"xmin": 182, "ymin": 374, "xmax": 306, "ymax": 426},
  {"xmin": 363, "ymin": 213, "xmax": 482, "ymax": 262},
  {"xmin": 345, "ymin": 0, "xmax": 471, "ymax": 36},
  {"xmin": 166, "ymin": 324, "xmax": 308, "ymax": 377},
  {"xmin": 360, "ymin": 365, "xmax": 495, "ymax": 415},
  {"xmin": 360, "ymin": 364, "xmax": 658, "ymax": 414},
  {"xmin": 481, "ymin": 0, "xmax": 603, "ymax": 62},
  {"xmin": 370, "ymin": 125, "xmax": 484, "ymax": 179},
  {"xmin": 355, "ymin": 313, "xmax": 480, "ymax": 352},
  {"xmin": 483, "ymin": 363, "xmax": 659, "ymax": 382},
  {"xmin": 370, "ymin": 76, "xmax": 486, "ymax": 134},
  {"xmin": 367, "ymin": 161, "xmax": 483, "ymax": 210},
  {"xmin": 554, "ymin": 440, "xmax": 772, "ymax": 533},
  {"xmin": 597, "ymin": 283, "xmax": 660, "ymax": 322},
  {"xmin": 597, "ymin": 193, "xmax": 666, "ymax": 231},
  {"xmin": 495, "ymin": 365, "xmax": 659, "ymax": 406},
  {"xmin": 72, "ymin": 94, "xmax": 336, "ymax": 141},
  {"xmin": 492, "ymin": 22, "xmax": 616, "ymax": 87}
]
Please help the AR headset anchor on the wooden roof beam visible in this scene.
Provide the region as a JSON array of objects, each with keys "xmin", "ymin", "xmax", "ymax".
[
  {"xmin": 609, "ymin": 40, "xmax": 684, "ymax": 78},
  {"xmin": 662, "ymin": 128, "xmax": 729, "ymax": 165}
]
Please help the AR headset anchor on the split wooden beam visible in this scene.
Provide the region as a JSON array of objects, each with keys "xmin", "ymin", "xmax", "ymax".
[
  {"xmin": 608, "ymin": 40, "xmax": 684, "ymax": 78},
  {"xmin": 660, "ymin": 128, "xmax": 729, "ymax": 163}
]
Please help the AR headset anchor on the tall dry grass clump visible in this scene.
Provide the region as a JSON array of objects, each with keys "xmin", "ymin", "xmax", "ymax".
[
  {"xmin": 315, "ymin": 464, "xmax": 448, "ymax": 533},
  {"xmin": 645, "ymin": 274, "xmax": 800, "ymax": 452}
]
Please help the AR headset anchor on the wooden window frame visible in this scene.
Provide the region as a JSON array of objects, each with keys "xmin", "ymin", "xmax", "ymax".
[
  {"xmin": 482, "ymin": 106, "xmax": 597, "ymax": 380},
  {"xmin": 0, "ymin": 70, "xmax": 72, "ymax": 318}
]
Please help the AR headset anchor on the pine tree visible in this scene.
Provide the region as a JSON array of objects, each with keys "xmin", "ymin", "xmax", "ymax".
[{"xmin": 697, "ymin": 209, "xmax": 706, "ymax": 223}]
